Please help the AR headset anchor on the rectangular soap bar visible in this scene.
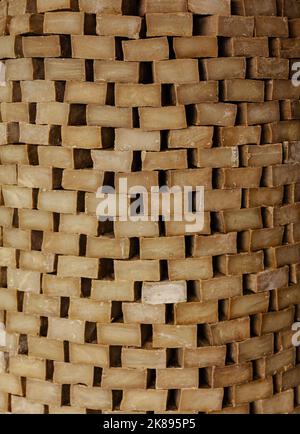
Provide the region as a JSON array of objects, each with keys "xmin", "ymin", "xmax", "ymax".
[
  {"xmin": 146, "ymin": 13, "xmax": 193, "ymax": 37},
  {"xmin": 223, "ymin": 37, "xmax": 269, "ymax": 57},
  {"xmin": 233, "ymin": 0, "xmax": 277, "ymax": 16},
  {"xmin": 196, "ymin": 16, "xmax": 254, "ymax": 37}
]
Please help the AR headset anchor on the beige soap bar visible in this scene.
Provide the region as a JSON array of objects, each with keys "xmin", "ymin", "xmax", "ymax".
[
  {"xmin": 146, "ymin": 13, "xmax": 193, "ymax": 37},
  {"xmin": 153, "ymin": 59, "xmax": 199, "ymax": 84},
  {"xmin": 139, "ymin": 106, "xmax": 187, "ymax": 131},
  {"xmin": 72, "ymin": 35, "xmax": 115, "ymax": 60},
  {"xmin": 123, "ymin": 37, "xmax": 169, "ymax": 61},
  {"xmin": 173, "ymin": 36, "xmax": 218, "ymax": 58},
  {"xmin": 188, "ymin": 0, "xmax": 230, "ymax": 14},
  {"xmin": 223, "ymin": 37, "xmax": 269, "ymax": 57},
  {"xmin": 233, "ymin": 0, "xmax": 277, "ymax": 16},
  {"xmin": 197, "ymin": 16, "xmax": 254, "ymax": 37},
  {"xmin": 96, "ymin": 14, "xmax": 142, "ymax": 39},
  {"xmin": 140, "ymin": 0, "xmax": 188, "ymax": 14}
]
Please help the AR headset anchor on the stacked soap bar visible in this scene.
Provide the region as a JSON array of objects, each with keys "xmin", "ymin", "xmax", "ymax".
[{"xmin": 0, "ymin": 0, "xmax": 299, "ymax": 414}]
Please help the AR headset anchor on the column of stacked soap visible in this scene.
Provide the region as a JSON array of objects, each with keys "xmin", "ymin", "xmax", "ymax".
[{"xmin": 0, "ymin": 0, "xmax": 299, "ymax": 414}]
